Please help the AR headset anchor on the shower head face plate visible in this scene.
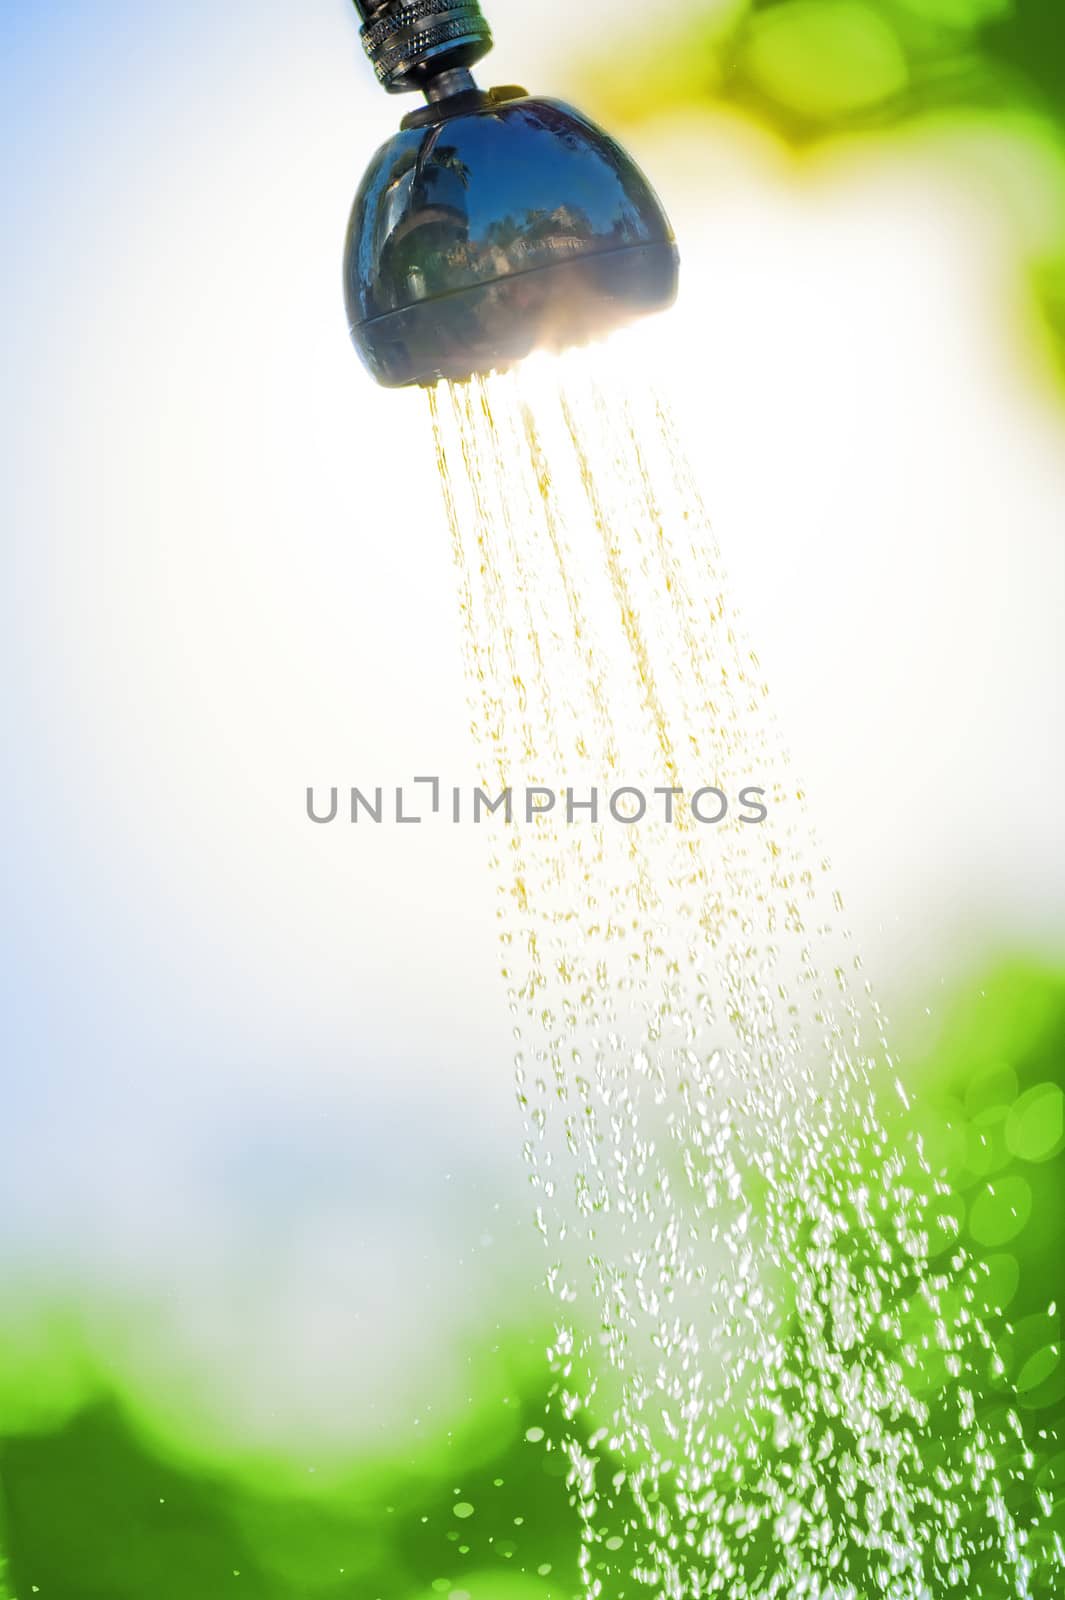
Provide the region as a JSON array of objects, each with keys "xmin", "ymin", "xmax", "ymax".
[{"xmin": 343, "ymin": 94, "xmax": 680, "ymax": 387}]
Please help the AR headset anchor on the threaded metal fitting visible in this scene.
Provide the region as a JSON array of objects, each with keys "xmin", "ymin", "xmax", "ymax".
[{"xmin": 355, "ymin": 1, "xmax": 493, "ymax": 95}]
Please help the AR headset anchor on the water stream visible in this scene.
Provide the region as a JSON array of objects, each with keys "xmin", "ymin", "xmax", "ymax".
[{"xmin": 427, "ymin": 339, "xmax": 1059, "ymax": 1599}]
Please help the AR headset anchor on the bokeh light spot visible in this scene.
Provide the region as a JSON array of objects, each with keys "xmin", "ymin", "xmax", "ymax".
[
  {"xmin": 743, "ymin": 1, "xmax": 909, "ymax": 121},
  {"xmin": 965, "ymin": 1063, "xmax": 1019, "ymax": 1120},
  {"xmin": 1017, "ymin": 1343, "xmax": 1061, "ymax": 1395},
  {"xmin": 965, "ymin": 1105, "xmax": 1012, "ymax": 1179},
  {"xmin": 1006, "ymin": 1083, "xmax": 1065, "ymax": 1163},
  {"xmin": 969, "ymin": 1175, "xmax": 1033, "ymax": 1247},
  {"xmin": 920, "ymin": 1101, "xmax": 967, "ymax": 1178},
  {"xmin": 980, "ymin": 1251, "xmax": 1021, "ymax": 1314}
]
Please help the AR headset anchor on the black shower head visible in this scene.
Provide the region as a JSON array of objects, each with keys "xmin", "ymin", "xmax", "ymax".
[{"xmin": 343, "ymin": 1, "xmax": 680, "ymax": 388}]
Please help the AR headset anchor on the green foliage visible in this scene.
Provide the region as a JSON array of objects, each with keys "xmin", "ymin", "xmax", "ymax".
[
  {"xmin": 903, "ymin": 959, "xmax": 1065, "ymax": 1426},
  {"xmin": 0, "ymin": 1393, "xmax": 585, "ymax": 1600},
  {"xmin": 0, "ymin": 960, "xmax": 1062, "ymax": 1595},
  {"xmin": 577, "ymin": 0, "xmax": 1065, "ymax": 382},
  {"xmin": 583, "ymin": 0, "xmax": 1065, "ymax": 143}
]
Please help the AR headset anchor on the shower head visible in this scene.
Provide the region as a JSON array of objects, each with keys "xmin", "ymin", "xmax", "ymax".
[{"xmin": 343, "ymin": 1, "xmax": 680, "ymax": 388}]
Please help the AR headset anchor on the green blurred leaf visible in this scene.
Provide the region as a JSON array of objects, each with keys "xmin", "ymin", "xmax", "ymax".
[{"xmin": 742, "ymin": 1, "xmax": 909, "ymax": 120}]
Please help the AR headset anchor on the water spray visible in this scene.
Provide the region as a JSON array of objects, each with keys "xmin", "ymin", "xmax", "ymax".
[
  {"xmin": 343, "ymin": 1, "xmax": 679, "ymax": 387},
  {"xmin": 338, "ymin": 12, "xmax": 1060, "ymax": 1596}
]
